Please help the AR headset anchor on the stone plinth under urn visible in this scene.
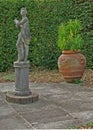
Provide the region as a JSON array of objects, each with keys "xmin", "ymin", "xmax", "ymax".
[{"xmin": 6, "ymin": 8, "xmax": 39, "ymax": 104}]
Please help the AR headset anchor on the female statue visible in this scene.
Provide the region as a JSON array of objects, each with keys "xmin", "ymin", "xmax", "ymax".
[{"xmin": 14, "ymin": 8, "xmax": 31, "ymax": 62}]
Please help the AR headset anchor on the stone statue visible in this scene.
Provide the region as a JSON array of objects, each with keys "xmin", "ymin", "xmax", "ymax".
[
  {"xmin": 6, "ymin": 8, "xmax": 39, "ymax": 103},
  {"xmin": 14, "ymin": 8, "xmax": 31, "ymax": 62}
]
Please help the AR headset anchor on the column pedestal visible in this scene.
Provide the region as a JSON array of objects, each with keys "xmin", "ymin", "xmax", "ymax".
[
  {"xmin": 14, "ymin": 61, "xmax": 31, "ymax": 96},
  {"xmin": 6, "ymin": 61, "xmax": 39, "ymax": 104}
]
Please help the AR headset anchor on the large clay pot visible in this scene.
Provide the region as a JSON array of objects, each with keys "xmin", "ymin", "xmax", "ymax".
[{"xmin": 58, "ymin": 50, "xmax": 86, "ymax": 82}]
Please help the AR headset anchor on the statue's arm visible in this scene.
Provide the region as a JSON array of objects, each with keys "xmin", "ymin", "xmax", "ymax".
[
  {"xmin": 18, "ymin": 18, "xmax": 28, "ymax": 26},
  {"xmin": 14, "ymin": 18, "xmax": 28, "ymax": 28},
  {"xmin": 14, "ymin": 19, "xmax": 20, "ymax": 28}
]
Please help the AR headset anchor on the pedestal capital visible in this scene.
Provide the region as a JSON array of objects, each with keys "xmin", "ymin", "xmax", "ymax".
[{"xmin": 14, "ymin": 61, "xmax": 30, "ymax": 68}]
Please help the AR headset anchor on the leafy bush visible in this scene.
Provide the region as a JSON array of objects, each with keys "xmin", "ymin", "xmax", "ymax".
[
  {"xmin": 0, "ymin": 0, "xmax": 93, "ymax": 71},
  {"xmin": 58, "ymin": 19, "xmax": 84, "ymax": 51}
]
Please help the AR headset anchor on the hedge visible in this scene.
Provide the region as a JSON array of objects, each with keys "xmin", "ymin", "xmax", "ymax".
[{"xmin": 0, "ymin": 0, "xmax": 93, "ymax": 72}]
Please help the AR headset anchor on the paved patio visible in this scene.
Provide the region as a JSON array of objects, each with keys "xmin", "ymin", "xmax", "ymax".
[{"xmin": 0, "ymin": 82, "xmax": 93, "ymax": 129}]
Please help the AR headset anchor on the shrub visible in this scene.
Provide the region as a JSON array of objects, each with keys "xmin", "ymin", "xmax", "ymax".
[{"xmin": 58, "ymin": 19, "xmax": 84, "ymax": 51}]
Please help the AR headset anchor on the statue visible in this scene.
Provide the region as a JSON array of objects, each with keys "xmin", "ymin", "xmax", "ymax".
[
  {"xmin": 14, "ymin": 8, "xmax": 31, "ymax": 62},
  {"xmin": 6, "ymin": 8, "xmax": 39, "ymax": 104}
]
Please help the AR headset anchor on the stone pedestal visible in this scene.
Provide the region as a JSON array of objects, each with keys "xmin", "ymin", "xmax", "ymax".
[
  {"xmin": 6, "ymin": 61, "xmax": 39, "ymax": 104},
  {"xmin": 14, "ymin": 61, "xmax": 30, "ymax": 96}
]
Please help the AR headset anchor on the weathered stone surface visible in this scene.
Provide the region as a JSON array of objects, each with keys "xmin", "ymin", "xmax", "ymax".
[
  {"xmin": 14, "ymin": 8, "xmax": 31, "ymax": 62},
  {"xmin": 1, "ymin": 82, "xmax": 93, "ymax": 129},
  {"xmin": 14, "ymin": 61, "xmax": 30, "ymax": 96},
  {"xmin": 6, "ymin": 92, "xmax": 39, "ymax": 104}
]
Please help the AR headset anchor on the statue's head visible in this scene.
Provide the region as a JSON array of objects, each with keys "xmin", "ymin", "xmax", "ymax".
[{"xmin": 20, "ymin": 8, "xmax": 27, "ymax": 16}]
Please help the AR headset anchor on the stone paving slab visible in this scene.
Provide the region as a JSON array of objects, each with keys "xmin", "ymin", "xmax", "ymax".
[
  {"xmin": 0, "ymin": 115, "xmax": 30, "ymax": 130},
  {"xmin": 34, "ymin": 119, "xmax": 82, "ymax": 129},
  {"xmin": 0, "ymin": 82, "xmax": 93, "ymax": 129},
  {"xmin": 0, "ymin": 93, "xmax": 32, "ymax": 129},
  {"xmin": 18, "ymin": 105, "xmax": 72, "ymax": 123}
]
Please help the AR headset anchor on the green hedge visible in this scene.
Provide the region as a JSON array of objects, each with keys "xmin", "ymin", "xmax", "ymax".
[
  {"xmin": 74, "ymin": 0, "xmax": 93, "ymax": 69},
  {"xmin": 0, "ymin": 0, "xmax": 93, "ymax": 71}
]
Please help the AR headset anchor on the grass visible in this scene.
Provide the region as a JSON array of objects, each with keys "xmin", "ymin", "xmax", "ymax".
[
  {"xmin": 72, "ymin": 79, "xmax": 83, "ymax": 84},
  {"xmin": 73, "ymin": 122, "xmax": 93, "ymax": 129},
  {"xmin": 0, "ymin": 72, "xmax": 15, "ymax": 82},
  {"xmin": 2, "ymin": 73, "xmax": 15, "ymax": 81},
  {"xmin": 79, "ymin": 122, "xmax": 93, "ymax": 129}
]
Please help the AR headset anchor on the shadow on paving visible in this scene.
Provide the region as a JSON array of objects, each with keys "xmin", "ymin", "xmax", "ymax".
[{"xmin": 0, "ymin": 82, "xmax": 93, "ymax": 129}]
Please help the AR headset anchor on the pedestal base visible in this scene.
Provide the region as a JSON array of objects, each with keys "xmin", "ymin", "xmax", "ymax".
[{"xmin": 6, "ymin": 92, "xmax": 39, "ymax": 104}]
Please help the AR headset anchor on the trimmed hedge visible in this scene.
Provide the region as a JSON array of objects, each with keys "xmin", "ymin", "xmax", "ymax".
[
  {"xmin": 0, "ymin": 0, "xmax": 93, "ymax": 71},
  {"xmin": 74, "ymin": 0, "xmax": 93, "ymax": 69}
]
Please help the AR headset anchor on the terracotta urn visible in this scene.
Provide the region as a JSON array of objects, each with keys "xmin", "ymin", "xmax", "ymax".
[{"xmin": 58, "ymin": 50, "xmax": 86, "ymax": 82}]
